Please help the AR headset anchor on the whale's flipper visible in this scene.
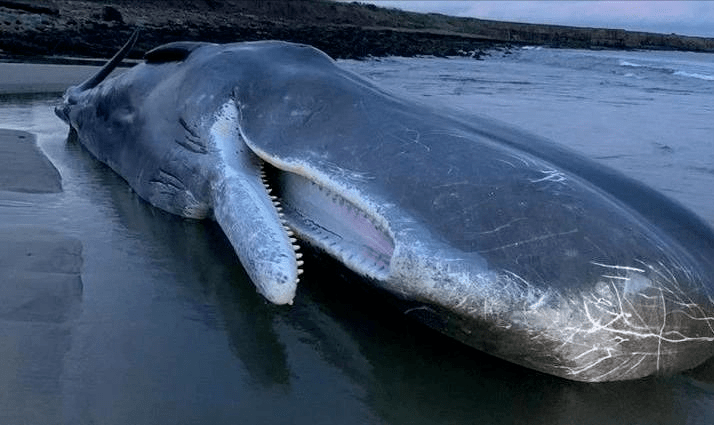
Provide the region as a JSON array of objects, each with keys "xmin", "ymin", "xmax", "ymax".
[{"xmin": 210, "ymin": 101, "xmax": 300, "ymax": 305}]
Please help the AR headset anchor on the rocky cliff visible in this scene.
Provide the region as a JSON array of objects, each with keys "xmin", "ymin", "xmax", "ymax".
[{"xmin": 1, "ymin": 0, "xmax": 713, "ymax": 62}]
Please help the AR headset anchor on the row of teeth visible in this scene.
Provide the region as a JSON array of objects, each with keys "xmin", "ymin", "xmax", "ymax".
[
  {"xmin": 277, "ymin": 181, "xmax": 391, "ymax": 280},
  {"xmin": 311, "ymin": 181, "xmax": 390, "ymax": 241},
  {"xmin": 260, "ymin": 164, "xmax": 304, "ymax": 282},
  {"xmin": 305, "ymin": 181, "xmax": 392, "ymax": 279}
]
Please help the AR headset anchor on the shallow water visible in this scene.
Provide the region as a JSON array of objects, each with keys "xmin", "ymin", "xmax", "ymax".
[{"xmin": 1, "ymin": 48, "xmax": 713, "ymax": 424}]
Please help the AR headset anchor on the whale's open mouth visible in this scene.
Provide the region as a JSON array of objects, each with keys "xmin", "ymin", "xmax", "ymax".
[{"xmin": 260, "ymin": 162, "xmax": 394, "ymax": 281}]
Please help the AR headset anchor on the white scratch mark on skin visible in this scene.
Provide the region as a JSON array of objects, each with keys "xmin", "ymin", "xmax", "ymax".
[
  {"xmin": 529, "ymin": 168, "xmax": 568, "ymax": 184},
  {"xmin": 590, "ymin": 262, "xmax": 646, "ymax": 273},
  {"xmin": 454, "ymin": 296, "xmax": 469, "ymax": 309},
  {"xmin": 503, "ymin": 269, "xmax": 530, "ymax": 287},
  {"xmin": 602, "ymin": 275, "xmax": 630, "ymax": 281},
  {"xmin": 554, "ymin": 260, "xmax": 714, "ymax": 380},
  {"xmin": 478, "ymin": 229, "xmax": 578, "ymax": 253},
  {"xmin": 496, "ymin": 158, "xmax": 516, "ymax": 168},
  {"xmin": 406, "ymin": 128, "xmax": 430, "ymax": 152},
  {"xmin": 495, "ymin": 152, "xmax": 535, "ymax": 168},
  {"xmin": 478, "ymin": 218, "xmax": 526, "ymax": 235},
  {"xmin": 507, "ymin": 153, "xmax": 536, "ymax": 167},
  {"xmin": 657, "ymin": 289, "xmax": 667, "ymax": 371},
  {"xmin": 315, "ymin": 159, "xmax": 374, "ymax": 183},
  {"xmin": 528, "ymin": 295, "xmax": 548, "ymax": 310},
  {"xmin": 390, "ymin": 127, "xmax": 430, "ymax": 152}
]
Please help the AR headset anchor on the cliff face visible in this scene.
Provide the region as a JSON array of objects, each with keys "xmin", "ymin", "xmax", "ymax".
[{"xmin": 1, "ymin": 0, "xmax": 713, "ymax": 62}]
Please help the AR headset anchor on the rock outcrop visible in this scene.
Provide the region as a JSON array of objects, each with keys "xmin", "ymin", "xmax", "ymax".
[{"xmin": 1, "ymin": 0, "xmax": 713, "ymax": 62}]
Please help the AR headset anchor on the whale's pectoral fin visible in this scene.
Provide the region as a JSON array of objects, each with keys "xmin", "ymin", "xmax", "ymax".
[{"xmin": 210, "ymin": 102, "xmax": 300, "ymax": 305}]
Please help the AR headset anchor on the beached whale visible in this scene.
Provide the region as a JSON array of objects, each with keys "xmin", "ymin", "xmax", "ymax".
[{"xmin": 55, "ymin": 33, "xmax": 714, "ymax": 382}]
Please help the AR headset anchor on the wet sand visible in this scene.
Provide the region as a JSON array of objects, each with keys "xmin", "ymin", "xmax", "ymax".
[
  {"xmin": 0, "ymin": 226, "xmax": 83, "ymax": 423},
  {"xmin": 0, "ymin": 129, "xmax": 62, "ymax": 192},
  {"xmin": 0, "ymin": 62, "xmax": 103, "ymax": 94},
  {"xmin": 0, "ymin": 127, "xmax": 83, "ymax": 422},
  {"xmin": 0, "ymin": 59, "xmax": 85, "ymax": 419}
]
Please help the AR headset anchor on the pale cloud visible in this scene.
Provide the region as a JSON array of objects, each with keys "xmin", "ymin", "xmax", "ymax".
[{"xmin": 351, "ymin": 1, "xmax": 714, "ymax": 37}]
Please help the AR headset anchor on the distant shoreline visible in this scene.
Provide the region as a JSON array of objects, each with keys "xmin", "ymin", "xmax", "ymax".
[{"xmin": 2, "ymin": 0, "xmax": 713, "ymax": 64}]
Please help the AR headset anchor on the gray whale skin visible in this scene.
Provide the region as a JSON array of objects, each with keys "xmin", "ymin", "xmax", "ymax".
[{"xmin": 56, "ymin": 33, "xmax": 714, "ymax": 382}]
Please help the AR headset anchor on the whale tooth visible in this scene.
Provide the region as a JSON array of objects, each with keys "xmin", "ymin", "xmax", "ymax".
[{"xmin": 258, "ymin": 162, "xmax": 304, "ymax": 285}]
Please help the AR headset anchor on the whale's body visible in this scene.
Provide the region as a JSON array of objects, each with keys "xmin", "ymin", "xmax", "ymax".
[{"xmin": 56, "ymin": 36, "xmax": 714, "ymax": 382}]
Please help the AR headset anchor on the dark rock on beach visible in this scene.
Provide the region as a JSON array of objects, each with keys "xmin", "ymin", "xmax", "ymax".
[{"xmin": 1, "ymin": 0, "xmax": 713, "ymax": 63}]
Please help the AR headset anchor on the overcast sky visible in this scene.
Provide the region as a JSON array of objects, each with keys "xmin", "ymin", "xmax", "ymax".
[{"xmin": 354, "ymin": 1, "xmax": 714, "ymax": 38}]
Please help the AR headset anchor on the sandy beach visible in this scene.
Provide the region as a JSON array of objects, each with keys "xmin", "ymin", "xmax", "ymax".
[
  {"xmin": 0, "ymin": 128, "xmax": 62, "ymax": 191},
  {"xmin": 0, "ymin": 124, "xmax": 82, "ymax": 423},
  {"xmin": 0, "ymin": 62, "xmax": 100, "ymax": 94}
]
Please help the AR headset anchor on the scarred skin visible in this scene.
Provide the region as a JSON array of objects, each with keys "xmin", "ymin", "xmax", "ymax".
[{"xmin": 56, "ymin": 34, "xmax": 714, "ymax": 382}]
